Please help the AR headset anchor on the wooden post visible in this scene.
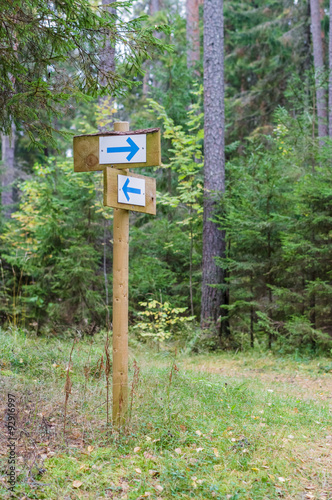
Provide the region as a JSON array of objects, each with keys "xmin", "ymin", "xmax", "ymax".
[{"xmin": 112, "ymin": 121, "xmax": 129, "ymax": 427}]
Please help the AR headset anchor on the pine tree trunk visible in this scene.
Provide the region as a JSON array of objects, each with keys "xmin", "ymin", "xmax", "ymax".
[
  {"xmin": 186, "ymin": 0, "xmax": 200, "ymax": 70},
  {"xmin": 98, "ymin": 0, "xmax": 116, "ymax": 131},
  {"xmin": 329, "ymin": 0, "xmax": 332, "ymax": 136},
  {"xmin": 1, "ymin": 125, "xmax": 15, "ymax": 217},
  {"xmin": 310, "ymin": 0, "xmax": 328, "ymax": 139},
  {"xmin": 143, "ymin": 0, "xmax": 160, "ymax": 96},
  {"xmin": 201, "ymin": 0, "xmax": 225, "ymax": 334}
]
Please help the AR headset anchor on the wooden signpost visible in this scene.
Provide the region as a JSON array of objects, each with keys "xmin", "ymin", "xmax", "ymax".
[{"xmin": 73, "ymin": 122, "xmax": 159, "ymax": 428}]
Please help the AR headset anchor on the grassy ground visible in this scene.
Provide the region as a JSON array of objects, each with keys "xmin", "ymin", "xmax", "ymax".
[{"xmin": 0, "ymin": 329, "xmax": 331, "ymax": 499}]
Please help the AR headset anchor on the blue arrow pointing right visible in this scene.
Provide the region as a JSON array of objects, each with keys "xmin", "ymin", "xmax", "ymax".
[{"xmin": 107, "ymin": 137, "xmax": 140, "ymax": 161}]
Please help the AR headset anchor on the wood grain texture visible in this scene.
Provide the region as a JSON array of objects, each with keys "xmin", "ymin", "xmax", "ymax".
[
  {"xmin": 73, "ymin": 129, "xmax": 161, "ymax": 171},
  {"xmin": 112, "ymin": 206, "xmax": 129, "ymax": 426},
  {"xmin": 104, "ymin": 167, "xmax": 156, "ymax": 215}
]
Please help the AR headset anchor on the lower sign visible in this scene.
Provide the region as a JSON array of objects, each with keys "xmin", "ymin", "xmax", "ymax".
[
  {"xmin": 118, "ymin": 175, "xmax": 145, "ymax": 206},
  {"xmin": 104, "ymin": 167, "xmax": 156, "ymax": 215}
]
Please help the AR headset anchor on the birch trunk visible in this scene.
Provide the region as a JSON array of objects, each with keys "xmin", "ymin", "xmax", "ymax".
[
  {"xmin": 201, "ymin": 0, "xmax": 225, "ymax": 333},
  {"xmin": 310, "ymin": 0, "xmax": 328, "ymax": 138}
]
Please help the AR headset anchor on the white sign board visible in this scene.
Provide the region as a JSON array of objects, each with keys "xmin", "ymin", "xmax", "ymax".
[
  {"xmin": 118, "ymin": 175, "xmax": 146, "ymax": 207},
  {"xmin": 99, "ymin": 135, "xmax": 147, "ymax": 164}
]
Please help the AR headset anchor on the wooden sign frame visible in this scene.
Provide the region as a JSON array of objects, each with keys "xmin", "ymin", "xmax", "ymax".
[
  {"xmin": 104, "ymin": 167, "xmax": 156, "ymax": 215},
  {"xmin": 73, "ymin": 128, "xmax": 161, "ymax": 172}
]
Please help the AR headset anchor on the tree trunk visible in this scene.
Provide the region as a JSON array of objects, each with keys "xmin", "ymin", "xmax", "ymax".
[
  {"xmin": 1, "ymin": 125, "xmax": 15, "ymax": 217},
  {"xmin": 142, "ymin": 0, "xmax": 160, "ymax": 96},
  {"xmin": 201, "ymin": 0, "xmax": 225, "ymax": 334},
  {"xmin": 186, "ymin": 0, "xmax": 200, "ymax": 71},
  {"xmin": 98, "ymin": 0, "xmax": 116, "ymax": 131},
  {"xmin": 310, "ymin": 0, "xmax": 328, "ymax": 139},
  {"xmin": 329, "ymin": 0, "xmax": 332, "ymax": 136}
]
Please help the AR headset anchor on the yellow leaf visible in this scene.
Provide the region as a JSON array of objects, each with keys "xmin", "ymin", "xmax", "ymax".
[
  {"xmin": 87, "ymin": 445, "xmax": 94, "ymax": 453},
  {"xmin": 251, "ymin": 467, "xmax": 260, "ymax": 472},
  {"xmin": 79, "ymin": 464, "xmax": 90, "ymax": 472},
  {"xmin": 72, "ymin": 480, "xmax": 82, "ymax": 488},
  {"xmin": 213, "ymin": 448, "xmax": 219, "ymax": 457}
]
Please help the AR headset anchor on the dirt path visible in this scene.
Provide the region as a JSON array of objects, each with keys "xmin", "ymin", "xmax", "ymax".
[
  {"xmin": 182, "ymin": 357, "xmax": 332, "ymax": 402},
  {"xmin": 182, "ymin": 356, "xmax": 332, "ymax": 500}
]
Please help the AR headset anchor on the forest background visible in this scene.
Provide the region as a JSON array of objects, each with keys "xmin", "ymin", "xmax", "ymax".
[{"xmin": 1, "ymin": 0, "xmax": 332, "ymax": 356}]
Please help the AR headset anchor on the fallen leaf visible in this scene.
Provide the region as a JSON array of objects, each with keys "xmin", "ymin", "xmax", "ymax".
[
  {"xmin": 87, "ymin": 446, "xmax": 94, "ymax": 453},
  {"xmin": 195, "ymin": 430, "xmax": 202, "ymax": 436},
  {"xmin": 175, "ymin": 448, "xmax": 182, "ymax": 454},
  {"xmin": 180, "ymin": 425, "xmax": 186, "ymax": 431},
  {"xmin": 149, "ymin": 469, "xmax": 159, "ymax": 477},
  {"xmin": 144, "ymin": 451, "xmax": 155, "ymax": 460},
  {"xmin": 135, "ymin": 468, "xmax": 142, "ymax": 474},
  {"xmin": 251, "ymin": 467, "xmax": 260, "ymax": 471},
  {"xmin": 146, "ymin": 436, "xmax": 152, "ymax": 441},
  {"xmin": 288, "ymin": 435, "xmax": 294, "ymax": 439},
  {"xmin": 134, "ymin": 447, "xmax": 141, "ymax": 453},
  {"xmin": 155, "ymin": 485, "xmax": 163, "ymax": 492},
  {"xmin": 72, "ymin": 480, "xmax": 82, "ymax": 488},
  {"xmin": 278, "ymin": 477, "xmax": 285, "ymax": 482},
  {"xmin": 196, "ymin": 447, "xmax": 204, "ymax": 453},
  {"xmin": 213, "ymin": 448, "xmax": 219, "ymax": 457}
]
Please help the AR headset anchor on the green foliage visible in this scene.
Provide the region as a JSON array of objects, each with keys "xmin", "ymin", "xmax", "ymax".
[
  {"xmin": 0, "ymin": 0, "xmax": 170, "ymax": 146},
  {"xmin": 217, "ymin": 104, "xmax": 332, "ymax": 354},
  {"xmin": 1, "ymin": 159, "xmax": 107, "ymax": 331},
  {"xmin": 224, "ymin": 0, "xmax": 310, "ymax": 142},
  {"xmin": 133, "ymin": 299, "xmax": 194, "ymax": 342}
]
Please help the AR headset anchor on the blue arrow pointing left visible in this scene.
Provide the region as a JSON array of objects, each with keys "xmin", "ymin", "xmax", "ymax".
[
  {"xmin": 107, "ymin": 137, "xmax": 140, "ymax": 161},
  {"xmin": 122, "ymin": 178, "xmax": 141, "ymax": 201}
]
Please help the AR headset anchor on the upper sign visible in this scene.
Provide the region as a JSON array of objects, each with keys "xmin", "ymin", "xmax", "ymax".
[
  {"xmin": 100, "ymin": 135, "xmax": 147, "ymax": 164},
  {"xmin": 118, "ymin": 175, "xmax": 145, "ymax": 206},
  {"xmin": 73, "ymin": 128, "xmax": 160, "ymax": 172}
]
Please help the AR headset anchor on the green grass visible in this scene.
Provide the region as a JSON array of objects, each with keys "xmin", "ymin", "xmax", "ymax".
[{"xmin": 0, "ymin": 329, "xmax": 331, "ymax": 499}]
